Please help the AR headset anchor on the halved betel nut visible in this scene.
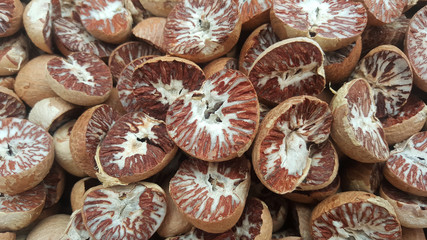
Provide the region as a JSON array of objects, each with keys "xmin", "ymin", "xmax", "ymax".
[{"xmin": 252, "ymin": 95, "xmax": 332, "ymax": 194}]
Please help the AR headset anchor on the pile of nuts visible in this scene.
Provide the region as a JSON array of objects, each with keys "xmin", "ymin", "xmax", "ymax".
[{"xmin": 0, "ymin": 0, "xmax": 426, "ymax": 239}]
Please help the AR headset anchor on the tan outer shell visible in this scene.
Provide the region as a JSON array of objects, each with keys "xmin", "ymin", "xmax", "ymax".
[
  {"xmin": 14, "ymin": 55, "xmax": 58, "ymax": 107},
  {"xmin": 340, "ymin": 160, "xmax": 383, "ymax": 194},
  {"xmin": 138, "ymin": 0, "xmax": 179, "ymax": 17},
  {"xmin": 26, "ymin": 214, "xmax": 70, "ymax": 240},
  {"xmin": 203, "ymin": 57, "xmax": 238, "ymax": 79},
  {"xmin": 70, "ymin": 177, "xmax": 100, "ymax": 212},
  {"xmin": 0, "ymin": 232, "xmax": 16, "ymax": 240},
  {"xmin": 132, "ymin": 17, "xmax": 167, "ymax": 51},
  {"xmin": 53, "ymin": 120, "xmax": 87, "ymax": 177},
  {"xmin": 380, "ymin": 183, "xmax": 427, "ymax": 228},
  {"xmin": 330, "ymin": 78, "xmax": 389, "ymax": 163},
  {"xmin": 0, "ymin": 34, "xmax": 29, "ymax": 76},
  {"xmin": 402, "ymin": 227, "xmax": 426, "ymax": 240},
  {"xmin": 28, "ymin": 97, "xmax": 79, "ymax": 132}
]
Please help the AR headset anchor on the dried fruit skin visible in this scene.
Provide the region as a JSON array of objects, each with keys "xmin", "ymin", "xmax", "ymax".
[
  {"xmin": 82, "ymin": 182, "xmax": 166, "ymax": 240},
  {"xmin": 166, "ymin": 69, "xmax": 259, "ymax": 162},
  {"xmin": 253, "ymin": 95, "xmax": 332, "ymax": 194},
  {"xmin": 169, "ymin": 157, "xmax": 251, "ymax": 233},
  {"xmin": 163, "ymin": 0, "xmax": 241, "ymax": 63}
]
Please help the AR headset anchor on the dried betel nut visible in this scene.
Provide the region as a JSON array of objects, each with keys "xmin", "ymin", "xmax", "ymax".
[
  {"xmin": 166, "ymin": 69, "xmax": 259, "ymax": 162},
  {"xmin": 52, "ymin": 17, "xmax": 114, "ymax": 59},
  {"xmin": 330, "ymin": 78, "xmax": 389, "ymax": 163},
  {"xmin": 138, "ymin": 0, "xmax": 179, "ymax": 17},
  {"xmin": 46, "ymin": 52, "xmax": 113, "ymax": 106},
  {"xmin": 26, "ymin": 214, "xmax": 70, "ymax": 240},
  {"xmin": 237, "ymin": 0, "xmax": 273, "ymax": 31},
  {"xmin": 0, "ymin": 0, "xmax": 24, "ymax": 37},
  {"xmin": 384, "ymin": 131, "xmax": 427, "ymax": 197},
  {"xmin": 291, "ymin": 203, "xmax": 312, "ymax": 240},
  {"xmin": 108, "ymin": 41, "xmax": 162, "ymax": 82},
  {"xmin": 0, "ymin": 184, "xmax": 46, "ymax": 231},
  {"xmin": 0, "ymin": 86, "xmax": 26, "ymax": 119},
  {"xmin": 96, "ymin": 111, "xmax": 177, "ymax": 186},
  {"xmin": 270, "ymin": 0, "xmax": 367, "ymax": 51},
  {"xmin": 284, "ymin": 175, "xmax": 340, "ymax": 204},
  {"xmin": 41, "ymin": 163, "xmax": 65, "ymax": 209},
  {"xmin": 324, "ymin": 36, "xmax": 362, "ymax": 84},
  {"xmin": 169, "ymin": 157, "xmax": 251, "ymax": 233},
  {"xmin": 380, "ymin": 181, "xmax": 427, "ymax": 228},
  {"xmin": 60, "ymin": 209, "xmax": 91, "ymax": 240},
  {"xmin": 70, "ymin": 104, "xmax": 120, "ymax": 178},
  {"xmin": 132, "ymin": 17, "xmax": 167, "ymax": 51},
  {"xmin": 14, "ymin": 55, "xmax": 58, "ymax": 107},
  {"xmin": 0, "ymin": 118, "xmax": 54, "ymax": 195},
  {"xmin": 157, "ymin": 177, "xmax": 192, "ymax": 238},
  {"xmin": 23, "ymin": 0, "xmax": 60, "ymax": 53},
  {"xmin": 381, "ymin": 95, "xmax": 427, "ymax": 145},
  {"xmin": 163, "ymin": 0, "xmax": 241, "ymax": 63},
  {"xmin": 405, "ymin": 5, "xmax": 427, "ymax": 92},
  {"xmin": 311, "ymin": 191, "xmax": 402, "ymax": 239},
  {"xmin": 350, "ymin": 45, "xmax": 413, "ymax": 119},
  {"xmin": 203, "ymin": 57, "xmax": 238, "ymax": 79},
  {"xmin": 402, "ymin": 227, "xmax": 426, "ymax": 240},
  {"xmin": 0, "ymin": 76, "xmax": 15, "ymax": 90},
  {"xmin": 123, "ymin": 0, "xmax": 153, "ymax": 24},
  {"xmin": 239, "ymin": 23, "xmax": 280, "ymax": 76},
  {"xmin": 252, "ymin": 95, "xmax": 332, "ymax": 194},
  {"xmin": 297, "ymin": 139, "xmax": 338, "ymax": 191},
  {"xmin": 0, "ymin": 232, "xmax": 15, "ymax": 240},
  {"xmin": 53, "ymin": 120, "xmax": 87, "ymax": 177},
  {"xmin": 0, "ymin": 33, "xmax": 29, "ymax": 77},
  {"xmin": 248, "ymin": 37, "xmax": 325, "ymax": 106},
  {"xmin": 358, "ymin": 0, "xmax": 406, "ymax": 25},
  {"xmin": 340, "ymin": 159, "xmax": 383, "ymax": 193},
  {"xmin": 70, "ymin": 177, "xmax": 100, "ymax": 212},
  {"xmin": 82, "ymin": 182, "xmax": 166, "ymax": 240},
  {"xmin": 77, "ymin": 0, "xmax": 133, "ymax": 44},
  {"xmin": 28, "ymin": 97, "xmax": 80, "ymax": 132}
]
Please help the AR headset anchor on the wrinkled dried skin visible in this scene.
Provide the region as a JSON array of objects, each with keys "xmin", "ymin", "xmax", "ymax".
[
  {"xmin": 60, "ymin": 210, "xmax": 91, "ymax": 240},
  {"xmin": 405, "ymin": 6, "xmax": 427, "ymax": 92},
  {"xmin": 166, "ymin": 69, "xmax": 259, "ymax": 162},
  {"xmin": 0, "ymin": 118, "xmax": 54, "ymax": 195},
  {"xmin": 271, "ymin": 0, "xmax": 367, "ymax": 51},
  {"xmin": 380, "ymin": 181, "xmax": 427, "ymax": 228},
  {"xmin": 298, "ymin": 140, "xmax": 338, "ymax": 191},
  {"xmin": 330, "ymin": 78, "xmax": 389, "ymax": 163},
  {"xmin": 381, "ymin": 95, "xmax": 427, "ymax": 145},
  {"xmin": 0, "ymin": 0, "xmax": 23, "ymax": 38},
  {"xmin": 97, "ymin": 112, "xmax": 177, "ymax": 184},
  {"xmin": 362, "ymin": 0, "xmax": 406, "ymax": 25},
  {"xmin": 119, "ymin": 56, "xmax": 204, "ymax": 120},
  {"xmin": 351, "ymin": 46, "xmax": 413, "ymax": 119},
  {"xmin": 23, "ymin": 0, "xmax": 61, "ymax": 53},
  {"xmin": 0, "ymin": 33, "xmax": 29, "ymax": 76},
  {"xmin": 169, "ymin": 157, "xmax": 250, "ymax": 233},
  {"xmin": 108, "ymin": 41, "xmax": 162, "ymax": 81},
  {"xmin": 253, "ymin": 96, "xmax": 332, "ymax": 194},
  {"xmin": 0, "ymin": 184, "xmax": 46, "ymax": 231},
  {"xmin": 78, "ymin": 0, "xmax": 132, "ymax": 44},
  {"xmin": 0, "ymin": 87, "xmax": 26, "ymax": 119},
  {"xmin": 311, "ymin": 191, "xmax": 402, "ymax": 239},
  {"xmin": 163, "ymin": 0, "xmax": 240, "ymax": 63},
  {"xmin": 70, "ymin": 104, "xmax": 120, "ymax": 178},
  {"xmin": 248, "ymin": 38, "xmax": 325, "ymax": 105},
  {"xmin": 82, "ymin": 183, "xmax": 166, "ymax": 240},
  {"xmin": 46, "ymin": 52, "xmax": 113, "ymax": 106},
  {"xmin": 239, "ymin": 23, "xmax": 280, "ymax": 75},
  {"xmin": 384, "ymin": 131, "xmax": 427, "ymax": 196},
  {"xmin": 53, "ymin": 17, "xmax": 114, "ymax": 58}
]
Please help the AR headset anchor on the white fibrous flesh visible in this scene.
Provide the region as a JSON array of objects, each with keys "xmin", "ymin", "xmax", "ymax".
[
  {"xmin": 365, "ymin": 0, "xmax": 404, "ymax": 23},
  {"xmin": 61, "ymin": 210, "xmax": 91, "ymax": 240},
  {"xmin": 407, "ymin": 7, "xmax": 427, "ymax": 81},
  {"xmin": 0, "ymin": 119, "xmax": 51, "ymax": 175},
  {"xmin": 346, "ymin": 80, "xmax": 388, "ymax": 160},
  {"xmin": 165, "ymin": 0, "xmax": 238, "ymax": 55},
  {"xmin": 0, "ymin": 185, "xmax": 45, "ymax": 212},
  {"xmin": 26, "ymin": 0, "xmax": 50, "ymax": 23},
  {"xmin": 352, "ymin": 49, "xmax": 412, "ymax": 118},
  {"xmin": 387, "ymin": 132, "xmax": 427, "ymax": 191},
  {"xmin": 151, "ymin": 79, "xmax": 188, "ymax": 105},
  {"xmin": 312, "ymin": 202, "xmax": 401, "ymax": 239},
  {"xmin": 170, "ymin": 159, "xmax": 248, "ymax": 221},
  {"xmin": 167, "ymin": 70, "xmax": 258, "ymax": 160},
  {"xmin": 0, "ymin": 2, "xmax": 11, "ymax": 34},
  {"xmin": 83, "ymin": 184, "xmax": 166, "ymax": 240},
  {"xmin": 274, "ymin": 0, "xmax": 366, "ymax": 39}
]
